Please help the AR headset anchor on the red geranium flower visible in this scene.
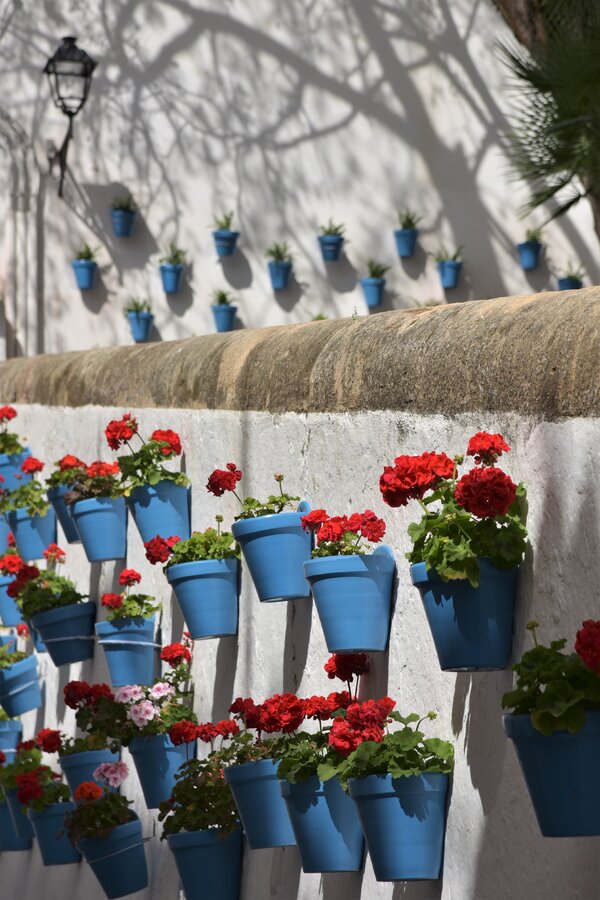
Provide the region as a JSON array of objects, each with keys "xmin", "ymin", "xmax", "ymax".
[
  {"xmin": 324, "ymin": 653, "xmax": 369, "ymax": 683},
  {"xmin": 16, "ymin": 623, "xmax": 29, "ymax": 638},
  {"xmin": 359, "ymin": 510, "xmax": 386, "ymax": 543},
  {"xmin": 43, "ymin": 543, "xmax": 66, "ymax": 563},
  {"xmin": 21, "ymin": 457, "xmax": 44, "ymax": 474},
  {"xmin": 160, "ymin": 642, "xmax": 191, "ymax": 667},
  {"xmin": 7, "ymin": 533, "xmax": 15, "ymax": 547},
  {"xmin": 144, "ymin": 535, "xmax": 179, "ymax": 565},
  {"xmin": 379, "ymin": 451, "xmax": 455, "ymax": 507},
  {"xmin": 346, "ymin": 698, "xmax": 395, "ymax": 731},
  {"xmin": 36, "ymin": 728, "xmax": 62, "ymax": 753},
  {"xmin": 206, "ymin": 463, "xmax": 242, "ymax": 497},
  {"xmin": 260, "ymin": 693, "xmax": 305, "ymax": 734},
  {"xmin": 195, "ymin": 722, "xmax": 219, "ymax": 743},
  {"xmin": 87, "ymin": 684, "xmax": 114, "ymax": 708},
  {"xmin": 16, "ymin": 769, "xmax": 44, "ymax": 804},
  {"xmin": 7, "ymin": 564, "xmax": 40, "ymax": 598},
  {"xmin": 169, "ymin": 720, "xmax": 199, "ymax": 746},
  {"xmin": 74, "ymin": 781, "xmax": 103, "ymax": 803},
  {"xmin": 466, "ymin": 432, "xmax": 511, "ymax": 466},
  {"xmin": 328, "ymin": 719, "xmax": 367, "ymax": 757},
  {"xmin": 86, "ymin": 460, "xmax": 120, "ymax": 478},
  {"xmin": 64, "ymin": 681, "xmax": 91, "ymax": 708},
  {"xmin": 101, "ymin": 592, "xmax": 123, "ymax": 610},
  {"xmin": 58, "ymin": 454, "xmax": 86, "ymax": 471},
  {"xmin": 229, "ymin": 697, "xmax": 263, "ymax": 729},
  {"xmin": 214, "ymin": 719, "xmax": 239, "ymax": 738},
  {"xmin": 16, "ymin": 739, "xmax": 37, "ymax": 751},
  {"xmin": 454, "ymin": 467, "xmax": 517, "ymax": 518},
  {"xmin": 303, "ymin": 695, "xmax": 335, "ymax": 721},
  {"xmin": 118, "ymin": 569, "xmax": 141, "ymax": 587},
  {"xmin": 327, "ymin": 690, "xmax": 352, "ymax": 710},
  {"xmin": 0, "ymin": 553, "xmax": 25, "ymax": 574},
  {"xmin": 0, "ymin": 405, "xmax": 17, "ymax": 422},
  {"xmin": 575, "ymin": 620, "xmax": 600, "ymax": 675},
  {"xmin": 105, "ymin": 414, "xmax": 138, "ymax": 450},
  {"xmin": 0, "ymin": 750, "xmax": 5, "ymax": 765},
  {"xmin": 300, "ymin": 509, "xmax": 329, "ymax": 532},
  {"xmin": 151, "ymin": 429, "xmax": 182, "ymax": 456}
]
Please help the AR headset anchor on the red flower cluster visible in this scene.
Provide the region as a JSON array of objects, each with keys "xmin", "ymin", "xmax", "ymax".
[
  {"xmin": 454, "ymin": 467, "xmax": 517, "ymax": 519},
  {"xmin": 21, "ymin": 457, "xmax": 44, "ymax": 475},
  {"xmin": 327, "ymin": 698, "xmax": 395, "ymax": 757},
  {"xmin": 7, "ymin": 564, "xmax": 40, "ymax": 598},
  {"xmin": 0, "ymin": 405, "xmax": 17, "ymax": 422},
  {"xmin": 229, "ymin": 697, "xmax": 263, "ymax": 729},
  {"xmin": 101, "ymin": 592, "xmax": 123, "ymax": 610},
  {"xmin": 302, "ymin": 692, "xmax": 352, "ymax": 720},
  {"xmin": 43, "ymin": 543, "xmax": 66, "ymax": 563},
  {"xmin": 7, "ymin": 533, "xmax": 15, "ymax": 547},
  {"xmin": 302, "ymin": 510, "xmax": 386, "ymax": 545},
  {"xmin": 144, "ymin": 534, "xmax": 180, "ymax": 564},
  {"xmin": 105, "ymin": 414, "xmax": 138, "ymax": 450},
  {"xmin": 260, "ymin": 693, "xmax": 306, "ymax": 733},
  {"xmin": 0, "ymin": 750, "xmax": 5, "ymax": 765},
  {"xmin": 160, "ymin": 642, "xmax": 191, "ymax": 667},
  {"xmin": 466, "ymin": 432, "xmax": 511, "ymax": 466},
  {"xmin": 575, "ymin": 620, "xmax": 600, "ymax": 675},
  {"xmin": 36, "ymin": 728, "xmax": 62, "ymax": 753},
  {"xmin": 119, "ymin": 568, "xmax": 141, "ymax": 587},
  {"xmin": 16, "ymin": 739, "xmax": 36, "ymax": 751},
  {"xmin": 63, "ymin": 681, "xmax": 114, "ymax": 710},
  {"xmin": 151, "ymin": 429, "xmax": 182, "ymax": 456},
  {"xmin": 170, "ymin": 718, "xmax": 239, "ymax": 746},
  {"xmin": 206, "ymin": 463, "xmax": 242, "ymax": 497},
  {"xmin": 169, "ymin": 720, "xmax": 199, "ymax": 746},
  {"xmin": 86, "ymin": 460, "xmax": 120, "ymax": 478},
  {"xmin": 324, "ymin": 653, "xmax": 369, "ymax": 683},
  {"xmin": 0, "ymin": 552, "xmax": 25, "ymax": 575},
  {"xmin": 16, "ymin": 769, "xmax": 45, "ymax": 804},
  {"xmin": 58, "ymin": 454, "xmax": 86, "ymax": 471},
  {"xmin": 74, "ymin": 781, "xmax": 103, "ymax": 803},
  {"xmin": 379, "ymin": 452, "xmax": 455, "ymax": 508},
  {"xmin": 16, "ymin": 623, "xmax": 29, "ymax": 638}
]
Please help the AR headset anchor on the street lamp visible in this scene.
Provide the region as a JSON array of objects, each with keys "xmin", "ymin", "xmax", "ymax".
[{"xmin": 43, "ymin": 36, "xmax": 97, "ymax": 197}]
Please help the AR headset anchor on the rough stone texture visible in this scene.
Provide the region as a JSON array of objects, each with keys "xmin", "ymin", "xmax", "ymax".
[{"xmin": 0, "ymin": 290, "xmax": 598, "ymax": 418}]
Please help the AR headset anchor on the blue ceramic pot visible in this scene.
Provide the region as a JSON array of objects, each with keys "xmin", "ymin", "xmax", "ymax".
[
  {"xmin": 70, "ymin": 496, "xmax": 127, "ymax": 562},
  {"xmin": 231, "ymin": 501, "xmax": 312, "ymax": 602},
  {"xmin": 361, "ymin": 277, "xmax": 385, "ymax": 308},
  {"xmin": 558, "ymin": 276, "xmax": 583, "ymax": 290},
  {"xmin": 394, "ymin": 228, "xmax": 418, "ymax": 258},
  {"xmin": 0, "ymin": 575, "xmax": 23, "ymax": 626},
  {"xmin": 167, "ymin": 827, "xmax": 243, "ymax": 900},
  {"xmin": 78, "ymin": 817, "xmax": 148, "ymax": 900},
  {"xmin": 437, "ymin": 260, "xmax": 462, "ymax": 290},
  {"xmin": 517, "ymin": 241, "xmax": 542, "ymax": 271},
  {"xmin": 224, "ymin": 758, "xmax": 296, "ymax": 849},
  {"xmin": 268, "ymin": 260, "xmax": 292, "ymax": 291},
  {"xmin": 0, "ymin": 791, "xmax": 31, "ymax": 850},
  {"xmin": 60, "ymin": 748, "xmax": 120, "ymax": 795},
  {"xmin": 167, "ymin": 558, "xmax": 239, "ymax": 639},
  {"xmin": 30, "ymin": 624, "xmax": 47, "ymax": 653},
  {"xmin": 318, "ymin": 234, "xmax": 344, "ymax": 262},
  {"xmin": 30, "ymin": 602, "xmax": 96, "ymax": 667},
  {"xmin": 0, "ymin": 449, "xmax": 31, "ymax": 492},
  {"xmin": 0, "ymin": 654, "xmax": 41, "ymax": 717},
  {"xmin": 212, "ymin": 229, "xmax": 239, "ymax": 257},
  {"xmin": 304, "ymin": 546, "xmax": 395, "ymax": 652},
  {"xmin": 5, "ymin": 787, "xmax": 35, "ymax": 838},
  {"xmin": 111, "ymin": 208, "xmax": 136, "ymax": 238},
  {"xmin": 504, "ymin": 712, "xmax": 600, "ymax": 836},
  {"xmin": 410, "ymin": 558, "xmax": 518, "ymax": 671},
  {"xmin": 28, "ymin": 802, "xmax": 81, "ymax": 865},
  {"xmin": 7, "ymin": 507, "xmax": 57, "ymax": 561},
  {"xmin": 212, "ymin": 303, "xmax": 237, "ymax": 333},
  {"xmin": 280, "ymin": 776, "xmax": 364, "ymax": 872},
  {"xmin": 348, "ymin": 773, "xmax": 448, "ymax": 881},
  {"xmin": 72, "ymin": 259, "xmax": 97, "ymax": 291},
  {"xmin": 47, "ymin": 485, "xmax": 80, "ymax": 544},
  {"xmin": 160, "ymin": 263, "xmax": 184, "ymax": 294},
  {"xmin": 125, "ymin": 480, "xmax": 190, "ymax": 545},
  {"xmin": 127, "ymin": 311, "xmax": 154, "ymax": 343},
  {"xmin": 96, "ymin": 616, "xmax": 157, "ymax": 687},
  {"xmin": 129, "ymin": 734, "xmax": 194, "ymax": 809},
  {"xmin": 0, "ymin": 516, "xmax": 11, "ymax": 548},
  {"xmin": 0, "ymin": 718, "xmax": 22, "ymax": 750}
]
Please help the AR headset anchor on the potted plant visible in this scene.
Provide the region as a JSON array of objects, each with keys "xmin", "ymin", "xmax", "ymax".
[
  {"xmin": 0, "ymin": 546, "xmax": 27, "ymax": 626},
  {"xmin": 0, "ymin": 643, "xmax": 41, "ymax": 717},
  {"xmin": 65, "ymin": 460, "xmax": 127, "ymax": 562},
  {"xmin": 434, "ymin": 246, "xmax": 463, "ymax": 290},
  {"xmin": 211, "ymin": 289, "xmax": 237, "ymax": 333},
  {"xmin": 145, "ymin": 517, "xmax": 240, "ymax": 640},
  {"xmin": 380, "ymin": 432, "xmax": 528, "ymax": 670},
  {"xmin": 517, "ymin": 227, "xmax": 543, "ymax": 271},
  {"xmin": 302, "ymin": 509, "xmax": 395, "ymax": 652},
  {"xmin": 558, "ymin": 261, "xmax": 584, "ymax": 290},
  {"xmin": 1, "ymin": 457, "xmax": 57, "ymax": 560},
  {"xmin": 72, "ymin": 243, "xmax": 98, "ymax": 291},
  {"xmin": 46, "ymin": 454, "xmax": 86, "ymax": 543},
  {"xmin": 394, "ymin": 209, "xmax": 421, "ymax": 258},
  {"xmin": 265, "ymin": 242, "xmax": 293, "ymax": 291},
  {"xmin": 212, "ymin": 211, "xmax": 239, "ymax": 257},
  {"xmin": 106, "ymin": 413, "xmax": 190, "ymax": 543},
  {"xmin": 123, "ymin": 298, "xmax": 154, "ymax": 343},
  {"xmin": 0, "ymin": 742, "xmax": 39, "ymax": 838},
  {"xmin": 207, "ymin": 466, "xmax": 311, "ymax": 602},
  {"xmin": 318, "ymin": 220, "xmax": 345, "ymax": 262},
  {"xmin": 360, "ymin": 260, "xmax": 390, "ymax": 308},
  {"xmin": 0, "ymin": 748, "xmax": 32, "ymax": 850},
  {"xmin": 159, "ymin": 242, "xmax": 187, "ymax": 294},
  {"xmin": 61, "ymin": 682, "xmax": 126, "ymax": 793},
  {"xmin": 0, "ymin": 406, "xmax": 31, "ymax": 492},
  {"xmin": 503, "ymin": 620, "xmax": 600, "ymax": 836},
  {"xmin": 15, "ymin": 755, "xmax": 81, "ymax": 866},
  {"xmin": 110, "ymin": 194, "xmax": 136, "ymax": 238}
]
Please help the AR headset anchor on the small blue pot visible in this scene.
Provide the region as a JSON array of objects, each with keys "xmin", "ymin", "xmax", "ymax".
[
  {"xmin": 5, "ymin": 787, "xmax": 35, "ymax": 838},
  {"xmin": 231, "ymin": 501, "xmax": 312, "ymax": 602},
  {"xmin": 558, "ymin": 276, "xmax": 583, "ymax": 290},
  {"xmin": 280, "ymin": 776, "xmax": 364, "ymax": 872},
  {"xmin": 70, "ymin": 496, "xmax": 127, "ymax": 562},
  {"xmin": 167, "ymin": 827, "xmax": 243, "ymax": 900},
  {"xmin": 47, "ymin": 485, "xmax": 80, "ymax": 544},
  {"xmin": 394, "ymin": 227, "xmax": 418, "ymax": 258},
  {"xmin": 318, "ymin": 234, "xmax": 344, "ymax": 262},
  {"xmin": 127, "ymin": 311, "xmax": 154, "ymax": 343},
  {"xmin": 7, "ymin": 506, "xmax": 57, "ymax": 561},
  {"xmin": 224, "ymin": 758, "xmax": 296, "ymax": 849},
  {"xmin": 517, "ymin": 241, "xmax": 542, "ymax": 271},
  {"xmin": 111, "ymin": 208, "xmax": 136, "ymax": 238},
  {"xmin": 129, "ymin": 734, "xmax": 195, "ymax": 809},
  {"xmin": 504, "ymin": 712, "xmax": 600, "ymax": 836},
  {"xmin": 167, "ymin": 558, "xmax": 239, "ymax": 639},
  {"xmin": 78, "ymin": 816, "xmax": 148, "ymax": 900},
  {"xmin": 72, "ymin": 259, "xmax": 97, "ymax": 291},
  {"xmin": 437, "ymin": 259, "xmax": 462, "ymax": 290},
  {"xmin": 411, "ymin": 559, "xmax": 518, "ymax": 671},
  {"xmin": 213, "ymin": 229, "xmax": 239, "ymax": 257},
  {"xmin": 304, "ymin": 546, "xmax": 396, "ymax": 652},
  {"xmin": 30, "ymin": 603, "xmax": 96, "ymax": 667},
  {"xmin": 0, "ymin": 718, "xmax": 22, "ymax": 750},
  {"xmin": 60, "ymin": 748, "xmax": 120, "ymax": 795},
  {"xmin": 348, "ymin": 773, "xmax": 448, "ymax": 881},
  {"xmin": 0, "ymin": 449, "xmax": 31, "ymax": 492},
  {"xmin": 96, "ymin": 616, "xmax": 157, "ymax": 687},
  {"xmin": 28, "ymin": 802, "xmax": 81, "ymax": 865},
  {"xmin": 126, "ymin": 480, "xmax": 190, "ymax": 545},
  {"xmin": 160, "ymin": 263, "xmax": 184, "ymax": 294},
  {"xmin": 0, "ymin": 793, "xmax": 31, "ymax": 850},
  {"xmin": 361, "ymin": 277, "xmax": 385, "ymax": 308},
  {"xmin": 0, "ymin": 654, "xmax": 41, "ymax": 717},
  {"xmin": 0, "ymin": 575, "xmax": 24, "ymax": 626},
  {"xmin": 268, "ymin": 260, "xmax": 292, "ymax": 291},
  {"xmin": 212, "ymin": 303, "xmax": 237, "ymax": 333}
]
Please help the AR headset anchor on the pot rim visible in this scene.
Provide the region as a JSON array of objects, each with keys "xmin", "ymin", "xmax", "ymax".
[
  {"xmin": 167, "ymin": 557, "xmax": 238, "ymax": 581},
  {"xmin": 167, "ymin": 826, "xmax": 242, "ymax": 849}
]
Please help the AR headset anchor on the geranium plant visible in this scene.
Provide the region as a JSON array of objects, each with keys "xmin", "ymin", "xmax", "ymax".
[
  {"xmin": 144, "ymin": 516, "xmax": 239, "ymax": 568},
  {"xmin": 206, "ymin": 466, "xmax": 299, "ymax": 520},
  {"xmin": 34, "ymin": 723, "xmax": 119, "ymax": 759},
  {"xmin": 46, "ymin": 455, "xmax": 87, "ymax": 489},
  {"xmin": 104, "ymin": 413, "xmax": 189, "ymax": 491},
  {"xmin": 100, "ymin": 568, "xmax": 159, "ymax": 621},
  {"xmin": 158, "ymin": 754, "xmax": 239, "ymax": 837},
  {"xmin": 15, "ymin": 544, "xmax": 86, "ymax": 619},
  {"xmin": 63, "ymin": 460, "xmax": 121, "ymax": 503},
  {"xmin": 301, "ymin": 509, "xmax": 386, "ymax": 558},
  {"xmin": 0, "ymin": 406, "xmax": 25, "ymax": 456},
  {"xmin": 0, "ymin": 457, "xmax": 49, "ymax": 517},
  {"xmin": 0, "ymin": 743, "xmax": 70, "ymax": 813},
  {"xmin": 0, "ymin": 643, "xmax": 26, "ymax": 669},
  {"xmin": 65, "ymin": 781, "xmax": 135, "ymax": 842}
]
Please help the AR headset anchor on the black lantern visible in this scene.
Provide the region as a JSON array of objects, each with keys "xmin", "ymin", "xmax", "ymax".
[{"xmin": 43, "ymin": 36, "xmax": 97, "ymax": 197}]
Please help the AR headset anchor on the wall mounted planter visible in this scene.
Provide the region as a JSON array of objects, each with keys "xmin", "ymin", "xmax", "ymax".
[
  {"xmin": 127, "ymin": 311, "xmax": 154, "ymax": 343},
  {"xmin": 167, "ymin": 558, "xmax": 239, "ymax": 639},
  {"xmin": 5, "ymin": 787, "xmax": 35, "ymax": 838},
  {"xmin": 0, "ymin": 718, "xmax": 22, "ymax": 750},
  {"xmin": 125, "ymin": 480, "xmax": 190, "ymax": 545},
  {"xmin": 361, "ymin": 277, "xmax": 385, "ymax": 308},
  {"xmin": 212, "ymin": 229, "xmax": 239, "ymax": 257},
  {"xmin": 30, "ymin": 602, "xmax": 96, "ymax": 667},
  {"xmin": 394, "ymin": 227, "xmax": 419, "ymax": 258},
  {"xmin": 78, "ymin": 817, "xmax": 148, "ymax": 900},
  {"xmin": 96, "ymin": 616, "xmax": 157, "ymax": 687},
  {"xmin": 47, "ymin": 484, "xmax": 80, "ymax": 544},
  {"xmin": 212, "ymin": 303, "xmax": 237, "ymax": 333},
  {"xmin": 0, "ymin": 449, "xmax": 31, "ymax": 492},
  {"xmin": 111, "ymin": 208, "xmax": 136, "ymax": 238},
  {"xmin": 72, "ymin": 259, "xmax": 97, "ymax": 291},
  {"xmin": 167, "ymin": 827, "xmax": 243, "ymax": 900},
  {"xmin": 129, "ymin": 734, "xmax": 194, "ymax": 809},
  {"xmin": 318, "ymin": 234, "xmax": 344, "ymax": 262},
  {"xmin": 6, "ymin": 506, "xmax": 57, "ymax": 561},
  {"xmin": 160, "ymin": 263, "xmax": 184, "ymax": 295},
  {"xmin": 70, "ymin": 496, "xmax": 127, "ymax": 562},
  {"xmin": 225, "ymin": 758, "xmax": 296, "ymax": 849},
  {"xmin": 437, "ymin": 260, "xmax": 462, "ymax": 290},
  {"xmin": 517, "ymin": 241, "xmax": 542, "ymax": 271},
  {"xmin": 268, "ymin": 260, "xmax": 292, "ymax": 291},
  {"xmin": 0, "ymin": 654, "xmax": 41, "ymax": 717},
  {"xmin": 558, "ymin": 277, "xmax": 583, "ymax": 290},
  {"xmin": 28, "ymin": 802, "xmax": 81, "ymax": 865},
  {"xmin": 0, "ymin": 575, "xmax": 24, "ymax": 626},
  {"xmin": 60, "ymin": 748, "xmax": 121, "ymax": 796}
]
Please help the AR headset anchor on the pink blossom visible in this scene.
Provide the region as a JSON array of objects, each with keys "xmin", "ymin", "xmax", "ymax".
[
  {"xmin": 92, "ymin": 761, "xmax": 129, "ymax": 788},
  {"xmin": 149, "ymin": 682, "xmax": 175, "ymax": 701},
  {"xmin": 114, "ymin": 685, "xmax": 144, "ymax": 704},
  {"xmin": 128, "ymin": 700, "xmax": 158, "ymax": 728}
]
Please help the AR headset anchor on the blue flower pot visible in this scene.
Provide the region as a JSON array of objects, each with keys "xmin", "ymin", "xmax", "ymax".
[
  {"xmin": 361, "ymin": 277, "xmax": 385, "ymax": 308},
  {"xmin": 558, "ymin": 276, "xmax": 583, "ymax": 290},
  {"xmin": 517, "ymin": 241, "xmax": 542, "ymax": 271},
  {"xmin": 160, "ymin": 263, "xmax": 184, "ymax": 294},
  {"xmin": 111, "ymin": 208, "xmax": 136, "ymax": 238},
  {"xmin": 348, "ymin": 773, "xmax": 448, "ymax": 881},
  {"xmin": 125, "ymin": 480, "xmax": 191, "ymax": 545},
  {"xmin": 28, "ymin": 802, "xmax": 81, "ymax": 865},
  {"xmin": 5, "ymin": 787, "xmax": 35, "ymax": 838},
  {"xmin": 72, "ymin": 259, "xmax": 97, "ymax": 291},
  {"xmin": 0, "ymin": 575, "xmax": 24, "ymax": 626},
  {"xmin": 60, "ymin": 748, "xmax": 120, "ymax": 796},
  {"xmin": 127, "ymin": 311, "xmax": 154, "ymax": 343},
  {"xmin": 0, "ymin": 792, "xmax": 31, "ymax": 850},
  {"xmin": 394, "ymin": 228, "xmax": 419, "ymax": 258},
  {"xmin": 0, "ymin": 449, "xmax": 31, "ymax": 492},
  {"xmin": 268, "ymin": 260, "xmax": 292, "ymax": 291},
  {"xmin": 7, "ymin": 507, "xmax": 57, "ymax": 561},
  {"xmin": 318, "ymin": 234, "xmax": 344, "ymax": 262},
  {"xmin": 304, "ymin": 545, "xmax": 395, "ymax": 652},
  {"xmin": 213, "ymin": 229, "xmax": 239, "ymax": 257},
  {"xmin": 0, "ymin": 718, "xmax": 22, "ymax": 750},
  {"xmin": 437, "ymin": 260, "xmax": 462, "ymax": 290},
  {"xmin": 231, "ymin": 501, "xmax": 312, "ymax": 603},
  {"xmin": 30, "ymin": 624, "xmax": 47, "ymax": 653},
  {"xmin": 78, "ymin": 816, "xmax": 148, "ymax": 900},
  {"xmin": 410, "ymin": 559, "xmax": 518, "ymax": 671},
  {"xmin": 129, "ymin": 734, "xmax": 194, "ymax": 809},
  {"xmin": 167, "ymin": 558, "xmax": 239, "ymax": 639},
  {"xmin": 0, "ymin": 517, "xmax": 11, "ymax": 549},
  {"xmin": 47, "ymin": 484, "xmax": 80, "ymax": 544},
  {"xmin": 167, "ymin": 827, "xmax": 243, "ymax": 900},
  {"xmin": 70, "ymin": 496, "xmax": 127, "ymax": 562},
  {"xmin": 0, "ymin": 634, "xmax": 16, "ymax": 651},
  {"xmin": 224, "ymin": 758, "xmax": 296, "ymax": 849},
  {"xmin": 30, "ymin": 603, "xmax": 96, "ymax": 667},
  {"xmin": 504, "ymin": 712, "xmax": 600, "ymax": 836},
  {"xmin": 0, "ymin": 654, "xmax": 41, "ymax": 717},
  {"xmin": 212, "ymin": 303, "xmax": 237, "ymax": 333},
  {"xmin": 280, "ymin": 776, "xmax": 364, "ymax": 872},
  {"xmin": 96, "ymin": 616, "xmax": 157, "ymax": 687}
]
